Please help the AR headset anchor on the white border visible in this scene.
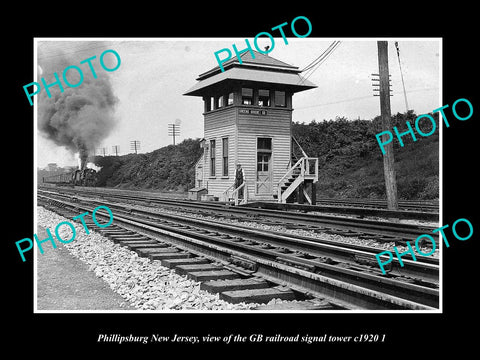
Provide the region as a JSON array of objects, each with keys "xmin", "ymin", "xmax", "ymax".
[{"xmin": 33, "ymin": 37, "xmax": 442, "ymax": 314}]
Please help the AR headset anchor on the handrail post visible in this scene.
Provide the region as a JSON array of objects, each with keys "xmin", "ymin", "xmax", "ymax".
[
  {"xmin": 231, "ymin": 181, "xmax": 247, "ymax": 206},
  {"xmin": 223, "ymin": 183, "xmax": 235, "ymax": 202},
  {"xmin": 292, "ymin": 136, "xmax": 308, "ymax": 158},
  {"xmin": 244, "ymin": 182, "xmax": 248, "ymax": 204}
]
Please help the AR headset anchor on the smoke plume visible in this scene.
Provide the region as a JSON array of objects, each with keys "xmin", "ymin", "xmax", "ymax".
[{"xmin": 37, "ymin": 42, "xmax": 118, "ymax": 169}]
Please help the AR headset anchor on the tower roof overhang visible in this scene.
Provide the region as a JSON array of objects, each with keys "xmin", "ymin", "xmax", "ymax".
[
  {"xmin": 184, "ymin": 50, "xmax": 317, "ymax": 97},
  {"xmin": 184, "ymin": 67, "xmax": 317, "ymax": 97}
]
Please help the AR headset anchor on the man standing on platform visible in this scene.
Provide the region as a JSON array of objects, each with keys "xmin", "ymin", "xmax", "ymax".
[{"xmin": 234, "ymin": 163, "xmax": 245, "ymax": 200}]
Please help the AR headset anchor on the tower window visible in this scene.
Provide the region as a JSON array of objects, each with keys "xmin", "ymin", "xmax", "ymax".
[
  {"xmin": 210, "ymin": 140, "xmax": 216, "ymax": 176},
  {"xmin": 227, "ymin": 92, "xmax": 234, "ymax": 106},
  {"xmin": 222, "ymin": 137, "xmax": 229, "ymax": 176},
  {"xmin": 274, "ymin": 91, "xmax": 286, "ymax": 107},
  {"xmin": 257, "ymin": 137, "xmax": 272, "ymax": 151},
  {"xmin": 258, "ymin": 89, "xmax": 270, "ymax": 107},
  {"xmin": 204, "ymin": 97, "xmax": 212, "ymax": 112},
  {"xmin": 217, "ymin": 95, "xmax": 224, "ymax": 108},
  {"xmin": 242, "ymin": 88, "xmax": 253, "ymax": 105}
]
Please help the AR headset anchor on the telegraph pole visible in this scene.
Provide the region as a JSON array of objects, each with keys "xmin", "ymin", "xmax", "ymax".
[
  {"xmin": 169, "ymin": 124, "xmax": 177, "ymax": 145},
  {"xmin": 130, "ymin": 140, "xmax": 140, "ymax": 154},
  {"xmin": 168, "ymin": 119, "xmax": 181, "ymax": 145},
  {"xmin": 377, "ymin": 41, "xmax": 398, "ymax": 210}
]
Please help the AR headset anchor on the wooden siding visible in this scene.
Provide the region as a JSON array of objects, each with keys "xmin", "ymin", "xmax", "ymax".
[
  {"xmin": 203, "ymin": 106, "xmax": 237, "ymax": 197},
  {"xmin": 194, "ymin": 156, "xmax": 205, "ymax": 188},
  {"xmin": 236, "ymin": 106, "xmax": 292, "ymax": 200},
  {"xmin": 201, "ymin": 105, "xmax": 293, "ymax": 200}
]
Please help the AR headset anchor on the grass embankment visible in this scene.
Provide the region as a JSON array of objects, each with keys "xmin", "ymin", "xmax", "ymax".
[{"xmin": 89, "ymin": 111, "xmax": 438, "ymax": 200}]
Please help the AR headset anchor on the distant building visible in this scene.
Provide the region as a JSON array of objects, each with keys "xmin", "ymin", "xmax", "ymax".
[
  {"xmin": 46, "ymin": 163, "xmax": 58, "ymax": 172},
  {"xmin": 184, "ymin": 51, "xmax": 318, "ymax": 204}
]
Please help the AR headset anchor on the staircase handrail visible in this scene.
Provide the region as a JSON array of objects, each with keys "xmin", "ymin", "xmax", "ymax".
[
  {"xmin": 232, "ymin": 181, "xmax": 248, "ymax": 205},
  {"xmin": 222, "ymin": 183, "xmax": 235, "ymax": 202},
  {"xmin": 278, "ymin": 157, "xmax": 304, "ymax": 186},
  {"xmin": 292, "ymin": 136, "xmax": 308, "ymax": 159},
  {"xmin": 277, "ymin": 157, "xmax": 304, "ymax": 200},
  {"xmin": 296, "ymin": 156, "xmax": 319, "ymax": 179},
  {"xmin": 277, "ymin": 156, "xmax": 319, "ymax": 202}
]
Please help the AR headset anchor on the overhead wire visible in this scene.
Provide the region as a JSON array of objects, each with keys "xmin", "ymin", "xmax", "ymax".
[
  {"xmin": 301, "ymin": 41, "xmax": 338, "ymax": 72},
  {"xmin": 298, "ymin": 41, "xmax": 341, "ymax": 85},
  {"xmin": 394, "ymin": 41, "xmax": 410, "ymax": 112},
  {"xmin": 295, "ymin": 87, "xmax": 438, "ymax": 111}
]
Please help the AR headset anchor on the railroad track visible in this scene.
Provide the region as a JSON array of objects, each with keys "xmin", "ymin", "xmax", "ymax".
[
  {"xmin": 38, "ymin": 187, "xmax": 438, "ymax": 246},
  {"xmin": 315, "ymin": 197, "xmax": 439, "ymax": 212},
  {"xmin": 39, "ymin": 185, "xmax": 439, "ymax": 220},
  {"xmin": 37, "ymin": 190, "xmax": 439, "ymax": 311}
]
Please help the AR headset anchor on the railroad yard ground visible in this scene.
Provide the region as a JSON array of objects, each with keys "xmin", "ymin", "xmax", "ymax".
[
  {"xmin": 35, "ymin": 186, "xmax": 441, "ymax": 311},
  {"xmin": 36, "ymin": 207, "xmax": 261, "ymax": 311},
  {"xmin": 36, "ymin": 225, "xmax": 133, "ymax": 311}
]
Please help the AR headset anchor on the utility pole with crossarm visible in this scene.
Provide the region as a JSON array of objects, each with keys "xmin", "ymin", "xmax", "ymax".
[{"xmin": 377, "ymin": 41, "xmax": 398, "ymax": 210}]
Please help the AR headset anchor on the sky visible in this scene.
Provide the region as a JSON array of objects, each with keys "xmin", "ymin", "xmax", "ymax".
[{"xmin": 35, "ymin": 38, "xmax": 440, "ymax": 168}]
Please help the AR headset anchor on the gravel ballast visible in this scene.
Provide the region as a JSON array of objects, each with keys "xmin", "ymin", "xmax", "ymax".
[
  {"xmin": 37, "ymin": 207, "xmax": 259, "ymax": 311},
  {"xmin": 113, "ymin": 202, "xmax": 440, "ymax": 259},
  {"xmin": 71, "ymin": 192, "xmax": 439, "ymax": 259},
  {"xmin": 37, "ymin": 202, "xmax": 438, "ymax": 311}
]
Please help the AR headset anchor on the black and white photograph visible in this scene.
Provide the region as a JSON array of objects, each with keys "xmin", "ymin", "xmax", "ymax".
[
  {"xmin": 33, "ymin": 38, "xmax": 442, "ymax": 313},
  {"xmin": 7, "ymin": 7, "xmax": 478, "ymax": 354}
]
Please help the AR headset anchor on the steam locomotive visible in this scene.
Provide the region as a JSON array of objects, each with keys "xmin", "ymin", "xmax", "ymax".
[{"xmin": 42, "ymin": 168, "xmax": 98, "ymax": 187}]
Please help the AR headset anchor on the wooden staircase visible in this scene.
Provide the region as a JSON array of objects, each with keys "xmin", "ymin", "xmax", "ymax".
[
  {"xmin": 276, "ymin": 137, "xmax": 318, "ymax": 204},
  {"xmin": 223, "ymin": 181, "xmax": 248, "ymax": 205}
]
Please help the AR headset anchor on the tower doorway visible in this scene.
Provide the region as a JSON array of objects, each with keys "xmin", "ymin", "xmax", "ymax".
[{"xmin": 256, "ymin": 137, "xmax": 272, "ymax": 194}]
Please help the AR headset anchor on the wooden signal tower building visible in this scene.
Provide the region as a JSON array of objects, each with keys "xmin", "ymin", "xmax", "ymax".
[{"xmin": 184, "ymin": 50, "xmax": 318, "ymax": 204}]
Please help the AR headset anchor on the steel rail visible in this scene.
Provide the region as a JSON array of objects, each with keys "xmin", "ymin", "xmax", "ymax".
[
  {"xmin": 38, "ymin": 193, "xmax": 439, "ymax": 310},
  {"xmin": 38, "ymin": 187, "xmax": 438, "ymax": 243},
  {"xmin": 38, "ymin": 188, "xmax": 440, "ymax": 266}
]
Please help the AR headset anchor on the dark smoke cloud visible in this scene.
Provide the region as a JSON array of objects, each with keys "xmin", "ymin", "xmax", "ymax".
[{"xmin": 37, "ymin": 42, "xmax": 118, "ymax": 168}]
